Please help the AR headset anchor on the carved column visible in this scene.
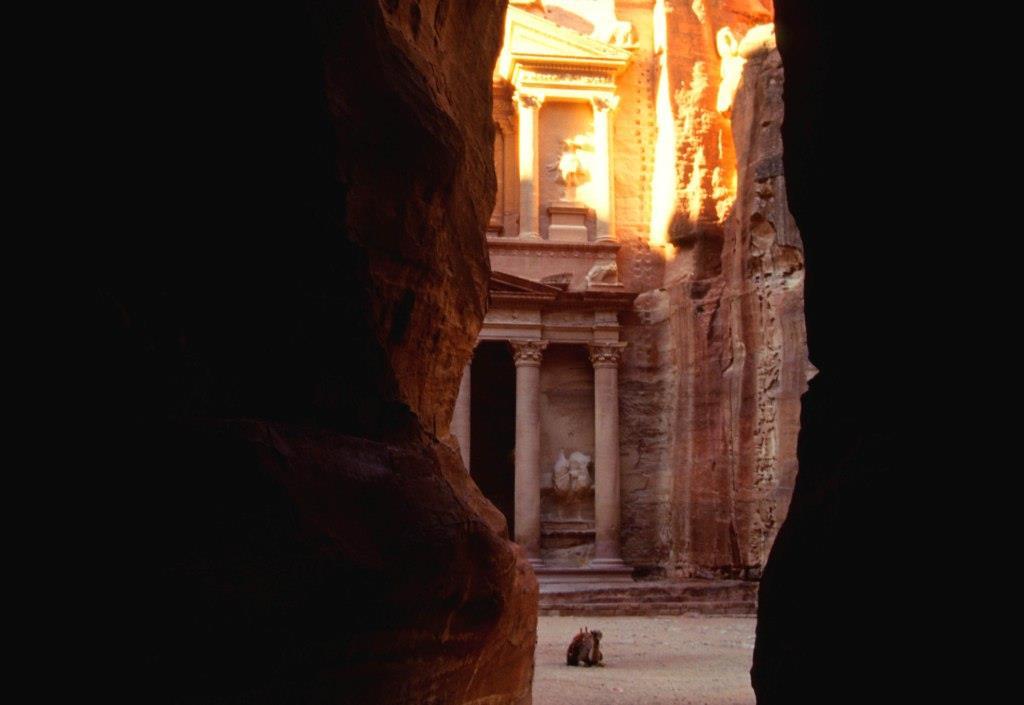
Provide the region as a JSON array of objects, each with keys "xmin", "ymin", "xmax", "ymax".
[
  {"xmin": 514, "ymin": 91, "xmax": 544, "ymax": 239},
  {"xmin": 511, "ymin": 339, "xmax": 548, "ymax": 567},
  {"xmin": 589, "ymin": 342, "xmax": 627, "ymax": 566},
  {"xmin": 590, "ymin": 95, "xmax": 619, "ymax": 243},
  {"xmin": 452, "ymin": 362, "xmax": 471, "ymax": 471}
]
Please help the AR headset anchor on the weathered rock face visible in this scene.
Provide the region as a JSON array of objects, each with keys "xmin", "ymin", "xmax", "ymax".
[
  {"xmin": 613, "ymin": 0, "xmax": 810, "ymax": 580},
  {"xmin": 100, "ymin": 1, "xmax": 536, "ymax": 703},
  {"xmin": 666, "ymin": 40, "xmax": 807, "ymax": 579},
  {"xmin": 325, "ymin": 0, "xmax": 500, "ymax": 440}
]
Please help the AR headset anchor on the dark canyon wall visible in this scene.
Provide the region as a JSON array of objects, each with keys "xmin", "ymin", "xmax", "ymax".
[
  {"xmin": 751, "ymin": 1, "xmax": 922, "ymax": 702},
  {"xmin": 97, "ymin": 2, "xmax": 536, "ymax": 703}
]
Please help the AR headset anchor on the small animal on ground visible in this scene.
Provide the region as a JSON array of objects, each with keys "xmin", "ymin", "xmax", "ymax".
[{"xmin": 566, "ymin": 626, "xmax": 604, "ymax": 667}]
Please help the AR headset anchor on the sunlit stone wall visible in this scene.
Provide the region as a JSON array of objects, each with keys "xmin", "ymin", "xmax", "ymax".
[{"xmin": 490, "ymin": 0, "xmax": 810, "ymax": 579}]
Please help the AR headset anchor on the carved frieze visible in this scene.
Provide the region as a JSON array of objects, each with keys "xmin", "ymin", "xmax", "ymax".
[
  {"xmin": 517, "ymin": 68, "xmax": 615, "ymax": 87},
  {"xmin": 487, "ymin": 238, "xmax": 620, "ymax": 258}
]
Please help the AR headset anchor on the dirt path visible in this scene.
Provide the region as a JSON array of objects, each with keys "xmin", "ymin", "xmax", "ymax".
[{"xmin": 533, "ymin": 616, "xmax": 756, "ymax": 705}]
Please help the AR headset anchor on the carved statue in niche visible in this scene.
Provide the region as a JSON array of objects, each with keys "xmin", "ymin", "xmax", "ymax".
[
  {"xmin": 553, "ymin": 450, "xmax": 592, "ymax": 500},
  {"xmin": 548, "ymin": 135, "xmax": 592, "ymax": 202}
]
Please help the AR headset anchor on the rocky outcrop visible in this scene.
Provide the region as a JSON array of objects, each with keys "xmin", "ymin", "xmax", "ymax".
[
  {"xmin": 663, "ymin": 36, "xmax": 809, "ymax": 579},
  {"xmin": 99, "ymin": 1, "xmax": 536, "ymax": 703},
  {"xmin": 140, "ymin": 421, "xmax": 536, "ymax": 704},
  {"xmin": 617, "ymin": 2, "xmax": 809, "ymax": 580},
  {"xmin": 325, "ymin": 0, "xmax": 499, "ymax": 440}
]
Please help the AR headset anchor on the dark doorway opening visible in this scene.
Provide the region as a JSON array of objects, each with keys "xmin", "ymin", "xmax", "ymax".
[{"xmin": 470, "ymin": 341, "xmax": 516, "ymax": 536}]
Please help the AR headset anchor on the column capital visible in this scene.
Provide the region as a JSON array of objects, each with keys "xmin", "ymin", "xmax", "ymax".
[
  {"xmin": 510, "ymin": 339, "xmax": 548, "ymax": 366},
  {"xmin": 588, "ymin": 341, "xmax": 627, "ymax": 367},
  {"xmin": 591, "ymin": 93, "xmax": 620, "ymax": 113},
  {"xmin": 513, "ymin": 90, "xmax": 545, "ymax": 110}
]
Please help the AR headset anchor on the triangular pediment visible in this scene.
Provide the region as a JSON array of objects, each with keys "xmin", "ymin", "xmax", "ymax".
[{"xmin": 503, "ymin": 6, "xmax": 631, "ymax": 67}]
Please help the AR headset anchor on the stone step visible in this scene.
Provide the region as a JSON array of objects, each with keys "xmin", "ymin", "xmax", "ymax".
[
  {"xmin": 540, "ymin": 587, "xmax": 756, "ymax": 603},
  {"xmin": 534, "ymin": 564, "xmax": 634, "ymax": 585},
  {"xmin": 537, "ymin": 580, "xmax": 758, "ymax": 616},
  {"xmin": 540, "ymin": 600, "xmax": 755, "ymax": 616},
  {"xmin": 540, "ymin": 580, "xmax": 756, "ymax": 599}
]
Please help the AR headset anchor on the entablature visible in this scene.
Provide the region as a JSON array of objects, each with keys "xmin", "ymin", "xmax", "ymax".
[
  {"xmin": 482, "ymin": 270, "xmax": 637, "ymax": 344},
  {"xmin": 498, "ymin": 6, "xmax": 632, "ymax": 97}
]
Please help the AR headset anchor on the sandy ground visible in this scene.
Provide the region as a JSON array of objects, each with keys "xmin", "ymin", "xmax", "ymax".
[{"xmin": 533, "ymin": 616, "xmax": 756, "ymax": 705}]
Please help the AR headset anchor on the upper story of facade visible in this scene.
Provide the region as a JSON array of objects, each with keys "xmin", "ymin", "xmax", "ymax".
[
  {"xmin": 487, "ymin": 0, "xmax": 777, "ymax": 295},
  {"xmin": 488, "ymin": 1, "xmax": 637, "ymax": 295}
]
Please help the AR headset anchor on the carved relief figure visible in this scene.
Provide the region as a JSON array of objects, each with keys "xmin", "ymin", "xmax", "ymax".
[
  {"xmin": 716, "ymin": 27, "xmax": 744, "ymax": 114},
  {"xmin": 716, "ymin": 24, "xmax": 777, "ymax": 114},
  {"xmin": 553, "ymin": 450, "xmax": 592, "ymax": 498},
  {"xmin": 548, "ymin": 135, "xmax": 592, "ymax": 201},
  {"xmin": 586, "ymin": 260, "xmax": 618, "ymax": 285}
]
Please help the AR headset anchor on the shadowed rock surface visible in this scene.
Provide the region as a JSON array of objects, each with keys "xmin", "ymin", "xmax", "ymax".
[
  {"xmin": 751, "ymin": 1, "xmax": 916, "ymax": 702},
  {"xmin": 97, "ymin": 2, "xmax": 536, "ymax": 703}
]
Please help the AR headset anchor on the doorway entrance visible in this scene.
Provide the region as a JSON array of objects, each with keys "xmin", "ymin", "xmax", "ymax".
[{"xmin": 469, "ymin": 342, "xmax": 516, "ymax": 536}]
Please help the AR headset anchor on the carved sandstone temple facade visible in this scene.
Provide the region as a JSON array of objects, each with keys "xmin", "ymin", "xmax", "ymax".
[{"xmin": 450, "ymin": 0, "xmax": 811, "ymax": 586}]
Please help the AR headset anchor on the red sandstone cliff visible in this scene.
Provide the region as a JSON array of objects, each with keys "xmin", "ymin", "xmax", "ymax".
[
  {"xmin": 662, "ymin": 36, "xmax": 809, "ymax": 578},
  {"xmin": 615, "ymin": 0, "xmax": 810, "ymax": 579}
]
